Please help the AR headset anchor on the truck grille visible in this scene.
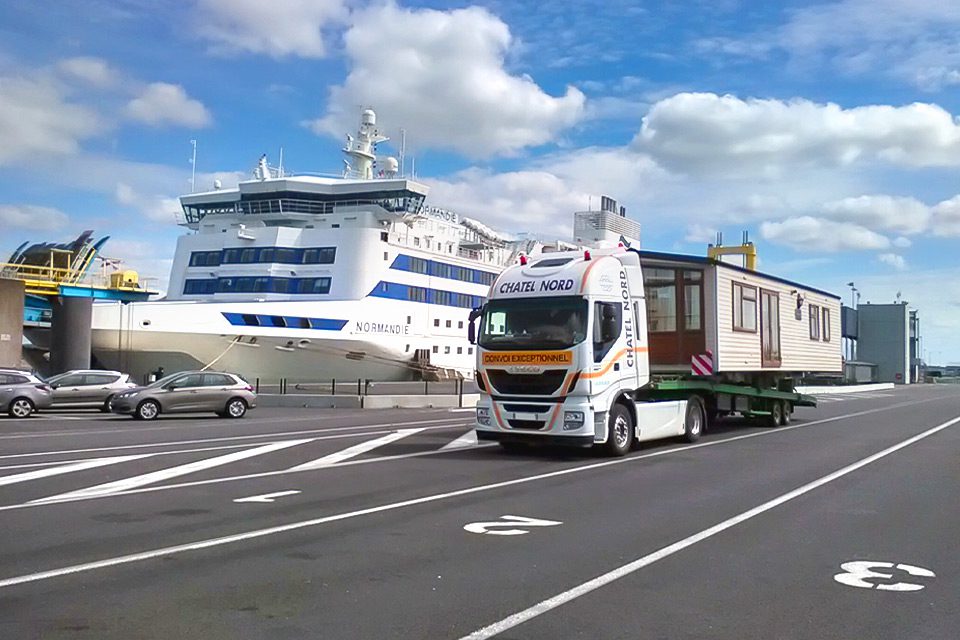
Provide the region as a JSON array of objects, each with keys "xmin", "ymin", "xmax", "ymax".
[
  {"xmin": 486, "ymin": 369, "xmax": 566, "ymax": 396},
  {"xmin": 507, "ymin": 419, "xmax": 546, "ymax": 430}
]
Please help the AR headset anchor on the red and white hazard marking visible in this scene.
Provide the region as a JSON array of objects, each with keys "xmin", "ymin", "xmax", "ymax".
[{"xmin": 691, "ymin": 351, "xmax": 713, "ymax": 376}]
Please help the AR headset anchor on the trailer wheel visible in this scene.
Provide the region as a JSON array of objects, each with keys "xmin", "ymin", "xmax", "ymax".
[
  {"xmin": 602, "ymin": 403, "xmax": 633, "ymax": 457},
  {"xmin": 683, "ymin": 396, "xmax": 705, "ymax": 443},
  {"xmin": 766, "ymin": 400, "xmax": 784, "ymax": 428},
  {"xmin": 779, "ymin": 402, "xmax": 792, "ymax": 426}
]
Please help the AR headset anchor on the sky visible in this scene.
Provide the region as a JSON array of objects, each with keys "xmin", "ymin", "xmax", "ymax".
[{"xmin": 1, "ymin": 0, "xmax": 959, "ymax": 363}]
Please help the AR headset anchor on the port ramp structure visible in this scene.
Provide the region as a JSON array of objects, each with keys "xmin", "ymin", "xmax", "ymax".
[{"xmin": 2, "ymin": 231, "xmax": 156, "ymax": 373}]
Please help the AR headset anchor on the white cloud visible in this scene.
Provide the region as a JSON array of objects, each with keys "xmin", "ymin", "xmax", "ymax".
[
  {"xmin": 307, "ymin": 3, "xmax": 585, "ymax": 158},
  {"xmin": 125, "ymin": 83, "xmax": 212, "ymax": 128},
  {"xmin": 0, "ymin": 75, "xmax": 103, "ymax": 165},
  {"xmin": 425, "ymin": 167, "xmax": 592, "ymax": 235},
  {"xmin": 877, "ymin": 253, "xmax": 908, "ymax": 270},
  {"xmin": 632, "ymin": 93, "xmax": 960, "ymax": 177},
  {"xmin": 194, "ymin": 0, "xmax": 348, "ymax": 58},
  {"xmin": 759, "ymin": 216, "xmax": 890, "ymax": 252},
  {"xmin": 116, "ymin": 183, "xmax": 181, "ymax": 224},
  {"xmin": 893, "ymin": 236, "xmax": 912, "ymax": 248},
  {"xmin": 821, "ymin": 194, "xmax": 931, "ymax": 234},
  {"xmin": 931, "ymin": 195, "xmax": 960, "ymax": 236},
  {"xmin": 684, "ymin": 223, "xmax": 719, "ymax": 244},
  {"xmin": 56, "ymin": 57, "xmax": 118, "ymax": 88},
  {"xmin": 0, "ymin": 204, "xmax": 69, "ymax": 231}
]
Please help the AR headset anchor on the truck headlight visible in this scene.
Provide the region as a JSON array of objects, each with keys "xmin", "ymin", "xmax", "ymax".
[
  {"xmin": 563, "ymin": 411, "xmax": 585, "ymax": 430},
  {"xmin": 476, "ymin": 407, "xmax": 491, "ymax": 426}
]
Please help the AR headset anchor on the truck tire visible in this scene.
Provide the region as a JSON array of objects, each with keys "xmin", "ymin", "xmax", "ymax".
[
  {"xmin": 683, "ymin": 396, "xmax": 705, "ymax": 443},
  {"xmin": 765, "ymin": 400, "xmax": 784, "ymax": 428},
  {"xmin": 602, "ymin": 403, "xmax": 633, "ymax": 457},
  {"xmin": 779, "ymin": 401, "xmax": 792, "ymax": 426}
]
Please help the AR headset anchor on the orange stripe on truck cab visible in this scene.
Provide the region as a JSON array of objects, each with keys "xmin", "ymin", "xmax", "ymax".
[{"xmin": 581, "ymin": 347, "xmax": 649, "ymax": 379}]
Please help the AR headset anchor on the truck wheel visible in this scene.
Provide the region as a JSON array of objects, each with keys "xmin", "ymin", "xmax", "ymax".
[
  {"xmin": 602, "ymin": 404, "xmax": 633, "ymax": 457},
  {"xmin": 683, "ymin": 396, "xmax": 705, "ymax": 443},
  {"xmin": 766, "ymin": 401, "xmax": 784, "ymax": 428},
  {"xmin": 779, "ymin": 402, "xmax": 792, "ymax": 426}
]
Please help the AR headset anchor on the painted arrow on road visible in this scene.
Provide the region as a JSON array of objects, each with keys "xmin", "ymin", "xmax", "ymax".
[
  {"xmin": 463, "ymin": 515, "xmax": 563, "ymax": 536},
  {"xmin": 233, "ymin": 490, "xmax": 301, "ymax": 503}
]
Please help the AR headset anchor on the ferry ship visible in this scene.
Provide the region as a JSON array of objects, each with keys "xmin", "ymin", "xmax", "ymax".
[{"xmin": 89, "ymin": 109, "xmax": 544, "ymax": 382}]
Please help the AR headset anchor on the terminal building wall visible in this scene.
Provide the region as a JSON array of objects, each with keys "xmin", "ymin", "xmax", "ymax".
[
  {"xmin": 0, "ymin": 279, "xmax": 25, "ymax": 368},
  {"xmin": 857, "ymin": 303, "xmax": 910, "ymax": 384}
]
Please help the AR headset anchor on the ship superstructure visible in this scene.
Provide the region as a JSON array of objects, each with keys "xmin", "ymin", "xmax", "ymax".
[{"xmin": 90, "ymin": 109, "xmax": 537, "ymax": 382}]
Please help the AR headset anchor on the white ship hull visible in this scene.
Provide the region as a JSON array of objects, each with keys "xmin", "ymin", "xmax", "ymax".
[{"xmin": 90, "ymin": 296, "xmax": 478, "ymax": 383}]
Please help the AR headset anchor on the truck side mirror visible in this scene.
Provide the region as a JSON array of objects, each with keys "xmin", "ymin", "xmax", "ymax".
[{"xmin": 467, "ymin": 305, "xmax": 484, "ymax": 345}]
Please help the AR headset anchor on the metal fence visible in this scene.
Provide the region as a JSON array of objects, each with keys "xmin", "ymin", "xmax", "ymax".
[{"xmin": 252, "ymin": 378, "xmax": 480, "ymax": 396}]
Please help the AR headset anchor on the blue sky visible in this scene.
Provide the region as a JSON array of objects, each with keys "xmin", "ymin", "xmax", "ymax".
[{"xmin": 2, "ymin": 0, "xmax": 960, "ymax": 362}]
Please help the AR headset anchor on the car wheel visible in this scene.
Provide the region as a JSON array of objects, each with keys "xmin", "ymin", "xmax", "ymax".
[
  {"xmin": 136, "ymin": 399, "xmax": 160, "ymax": 421},
  {"xmin": 101, "ymin": 395, "xmax": 115, "ymax": 413},
  {"xmin": 602, "ymin": 403, "xmax": 633, "ymax": 457},
  {"xmin": 224, "ymin": 397, "xmax": 247, "ymax": 418},
  {"xmin": 683, "ymin": 396, "xmax": 705, "ymax": 443},
  {"xmin": 8, "ymin": 397, "xmax": 34, "ymax": 418}
]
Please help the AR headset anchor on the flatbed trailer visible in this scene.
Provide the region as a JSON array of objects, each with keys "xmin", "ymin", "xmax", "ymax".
[{"xmin": 638, "ymin": 378, "xmax": 817, "ymax": 428}]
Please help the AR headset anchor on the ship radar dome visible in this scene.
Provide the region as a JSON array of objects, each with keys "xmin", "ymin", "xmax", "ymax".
[
  {"xmin": 361, "ymin": 109, "xmax": 376, "ymax": 126},
  {"xmin": 383, "ymin": 156, "xmax": 399, "ymax": 176}
]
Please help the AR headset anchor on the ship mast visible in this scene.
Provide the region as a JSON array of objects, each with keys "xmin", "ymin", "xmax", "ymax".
[{"xmin": 343, "ymin": 108, "xmax": 389, "ymax": 180}]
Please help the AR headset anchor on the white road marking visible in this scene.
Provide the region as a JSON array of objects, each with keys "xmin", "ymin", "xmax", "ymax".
[
  {"xmin": 31, "ymin": 439, "xmax": 315, "ymax": 503},
  {"xmin": 0, "ymin": 411, "xmax": 955, "ymax": 591},
  {"xmin": 0, "ymin": 397, "xmax": 939, "ymax": 513},
  {"xmin": 0, "ymin": 420, "xmax": 469, "ymax": 461},
  {"xmin": 0, "ymin": 455, "xmax": 153, "ymax": 488},
  {"xmin": 458, "ymin": 414, "xmax": 960, "ymax": 640},
  {"xmin": 233, "ymin": 490, "xmax": 301, "ymax": 503},
  {"xmin": 464, "ymin": 515, "xmax": 562, "ymax": 536},
  {"xmin": 448, "ymin": 408, "xmax": 476, "ymax": 413},
  {"xmin": 833, "ymin": 561, "xmax": 935, "ymax": 591},
  {"xmin": 441, "ymin": 430, "xmax": 478, "ymax": 450},
  {"xmin": 288, "ymin": 429, "xmax": 425, "ymax": 470},
  {"xmin": 0, "ymin": 415, "xmax": 470, "ymax": 442}
]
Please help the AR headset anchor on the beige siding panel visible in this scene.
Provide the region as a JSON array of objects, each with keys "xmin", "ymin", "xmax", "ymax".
[{"xmin": 714, "ymin": 266, "xmax": 842, "ymax": 373}]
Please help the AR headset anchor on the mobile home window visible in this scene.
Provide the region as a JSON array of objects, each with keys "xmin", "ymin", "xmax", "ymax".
[
  {"xmin": 822, "ymin": 307, "xmax": 831, "ymax": 342},
  {"xmin": 733, "ymin": 282, "xmax": 757, "ymax": 332},
  {"xmin": 809, "ymin": 304, "xmax": 821, "ymax": 340},
  {"xmin": 644, "ymin": 268, "xmax": 676, "ymax": 333}
]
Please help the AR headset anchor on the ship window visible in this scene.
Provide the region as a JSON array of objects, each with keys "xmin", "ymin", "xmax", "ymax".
[
  {"xmin": 457, "ymin": 346, "xmax": 463, "ymax": 354},
  {"xmin": 468, "ymin": 347, "xmax": 473, "ymax": 355},
  {"xmin": 414, "ymin": 237, "xmax": 420, "ymax": 247},
  {"xmin": 434, "ymin": 319, "xmax": 439, "ymax": 327},
  {"xmin": 222, "ymin": 249, "xmax": 241, "ymax": 264},
  {"xmin": 458, "ymin": 321, "xmax": 464, "ymax": 329},
  {"xmin": 292, "ymin": 317, "xmax": 310, "ymax": 328},
  {"xmin": 297, "ymin": 278, "xmax": 331, "ymax": 295},
  {"xmin": 302, "ymin": 249, "xmax": 318, "ymax": 264},
  {"xmin": 235, "ymin": 277, "xmax": 256, "ymax": 293},
  {"xmin": 275, "ymin": 248, "xmax": 298, "ymax": 263},
  {"xmin": 432, "ymin": 345, "xmax": 439, "ymax": 353},
  {"xmin": 381, "ymin": 231, "xmax": 388, "ymax": 242},
  {"xmin": 253, "ymin": 277, "xmax": 270, "ymax": 293},
  {"xmin": 268, "ymin": 316, "xmax": 286, "ymax": 327},
  {"xmin": 260, "ymin": 247, "xmax": 275, "ymax": 262},
  {"xmin": 271, "ymin": 278, "xmax": 290, "ymax": 294},
  {"xmin": 240, "ymin": 248, "xmax": 257, "ymax": 263},
  {"xmin": 444, "ymin": 346, "xmax": 451, "ymax": 354},
  {"xmin": 405, "ymin": 344, "xmax": 410, "ymax": 353},
  {"xmin": 445, "ymin": 320, "xmax": 452, "ymax": 328},
  {"xmin": 218, "ymin": 278, "xmax": 235, "ymax": 292},
  {"xmin": 434, "ymin": 290, "xmax": 452, "ymax": 306},
  {"xmin": 408, "ymin": 286, "xmax": 427, "ymax": 303},
  {"xmin": 241, "ymin": 314, "xmax": 260, "ymax": 326},
  {"xmin": 410, "ymin": 257, "xmax": 428, "ymax": 274}
]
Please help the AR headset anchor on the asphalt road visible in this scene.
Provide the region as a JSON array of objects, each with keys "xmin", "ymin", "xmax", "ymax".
[{"xmin": 0, "ymin": 385, "xmax": 957, "ymax": 639}]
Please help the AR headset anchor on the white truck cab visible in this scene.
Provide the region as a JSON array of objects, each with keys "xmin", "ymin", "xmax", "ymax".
[{"xmin": 471, "ymin": 246, "xmax": 694, "ymax": 456}]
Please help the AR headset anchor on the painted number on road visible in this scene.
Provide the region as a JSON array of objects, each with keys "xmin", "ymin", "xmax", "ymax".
[
  {"xmin": 834, "ymin": 561, "xmax": 935, "ymax": 592},
  {"xmin": 463, "ymin": 515, "xmax": 562, "ymax": 536}
]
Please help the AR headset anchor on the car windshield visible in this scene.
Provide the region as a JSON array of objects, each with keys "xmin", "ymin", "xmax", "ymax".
[
  {"xmin": 478, "ymin": 296, "xmax": 588, "ymax": 350},
  {"xmin": 148, "ymin": 372, "xmax": 190, "ymax": 388}
]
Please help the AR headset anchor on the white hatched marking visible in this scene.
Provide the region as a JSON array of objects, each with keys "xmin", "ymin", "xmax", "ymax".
[
  {"xmin": 441, "ymin": 430, "xmax": 479, "ymax": 450},
  {"xmin": 0, "ymin": 455, "xmax": 153, "ymax": 488},
  {"xmin": 288, "ymin": 429, "xmax": 424, "ymax": 470},
  {"xmin": 32, "ymin": 439, "xmax": 314, "ymax": 503}
]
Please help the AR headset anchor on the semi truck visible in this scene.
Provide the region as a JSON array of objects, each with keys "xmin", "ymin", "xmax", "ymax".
[{"xmin": 468, "ymin": 219, "xmax": 841, "ymax": 456}]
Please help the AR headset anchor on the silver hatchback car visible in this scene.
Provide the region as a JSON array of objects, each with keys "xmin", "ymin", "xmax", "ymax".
[
  {"xmin": 110, "ymin": 371, "xmax": 256, "ymax": 420},
  {"xmin": 46, "ymin": 370, "xmax": 138, "ymax": 412},
  {"xmin": 0, "ymin": 369, "xmax": 53, "ymax": 418}
]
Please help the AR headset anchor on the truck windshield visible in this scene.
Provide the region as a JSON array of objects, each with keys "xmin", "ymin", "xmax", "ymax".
[{"xmin": 479, "ymin": 296, "xmax": 588, "ymax": 350}]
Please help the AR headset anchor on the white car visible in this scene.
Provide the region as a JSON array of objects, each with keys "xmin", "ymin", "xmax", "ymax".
[{"xmin": 46, "ymin": 370, "xmax": 138, "ymax": 412}]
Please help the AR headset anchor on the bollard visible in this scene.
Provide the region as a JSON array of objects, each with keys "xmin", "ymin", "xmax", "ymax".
[
  {"xmin": 332, "ymin": 378, "xmax": 336, "ymax": 396},
  {"xmin": 255, "ymin": 378, "xmax": 260, "ymax": 393},
  {"xmin": 357, "ymin": 378, "xmax": 362, "ymax": 396}
]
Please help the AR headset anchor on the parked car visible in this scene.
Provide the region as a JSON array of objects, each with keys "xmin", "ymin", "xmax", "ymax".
[
  {"xmin": 0, "ymin": 369, "xmax": 53, "ymax": 418},
  {"xmin": 110, "ymin": 371, "xmax": 256, "ymax": 420},
  {"xmin": 46, "ymin": 370, "xmax": 138, "ymax": 412}
]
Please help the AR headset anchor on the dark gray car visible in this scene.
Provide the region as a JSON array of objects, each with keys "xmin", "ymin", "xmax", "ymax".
[
  {"xmin": 110, "ymin": 371, "xmax": 256, "ymax": 420},
  {"xmin": 0, "ymin": 369, "xmax": 53, "ymax": 418},
  {"xmin": 46, "ymin": 370, "xmax": 138, "ymax": 412}
]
